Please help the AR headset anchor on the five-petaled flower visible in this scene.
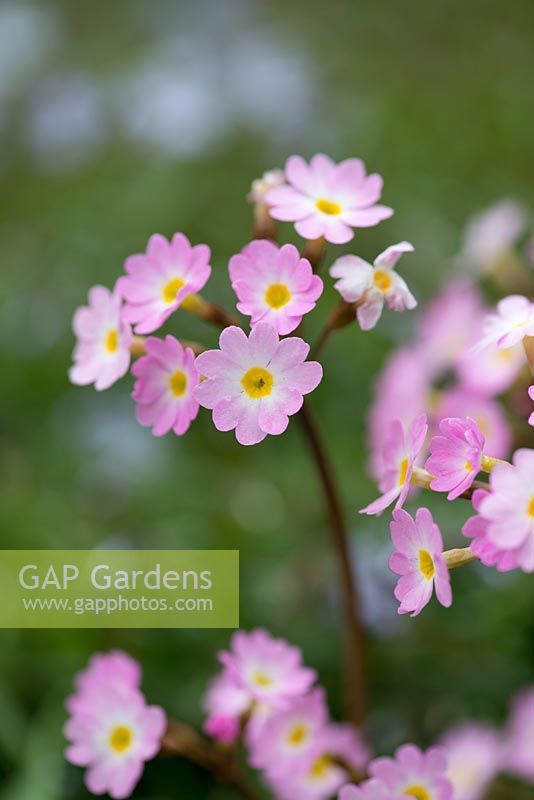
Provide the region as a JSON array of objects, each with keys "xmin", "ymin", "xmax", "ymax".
[
  {"xmin": 369, "ymin": 743, "xmax": 454, "ymax": 800},
  {"xmin": 266, "ymin": 154, "xmax": 393, "ymax": 244},
  {"xmin": 330, "ymin": 242, "xmax": 417, "ymax": 330},
  {"xmin": 472, "ymin": 294, "xmax": 534, "ymax": 353},
  {"xmin": 426, "ymin": 417, "xmax": 485, "ymax": 500}
]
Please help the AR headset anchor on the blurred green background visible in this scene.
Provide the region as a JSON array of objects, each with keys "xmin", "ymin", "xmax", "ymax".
[{"xmin": 0, "ymin": 0, "xmax": 533, "ymax": 797}]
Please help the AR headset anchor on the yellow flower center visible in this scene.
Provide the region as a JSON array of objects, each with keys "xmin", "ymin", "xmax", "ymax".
[
  {"xmin": 265, "ymin": 283, "xmax": 292, "ymax": 309},
  {"xmin": 162, "ymin": 277, "xmax": 185, "ymax": 303},
  {"xmin": 418, "ymin": 549, "xmax": 435, "ymax": 580},
  {"xmin": 464, "ymin": 461, "xmax": 474, "ymax": 472},
  {"xmin": 286, "ymin": 723, "xmax": 309, "ymax": 747},
  {"xmin": 241, "ymin": 367, "xmax": 274, "ymax": 399},
  {"xmin": 398, "ymin": 457, "xmax": 409, "ymax": 485},
  {"xmin": 109, "ymin": 725, "xmax": 133, "ymax": 754},
  {"xmin": 315, "ymin": 197, "xmax": 342, "ymax": 216},
  {"xmin": 252, "ymin": 671, "xmax": 273, "ymax": 688},
  {"xmin": 527, "ymin": 496, "xmax": 534, "ymax": 518},
  {"xmin": 168, "ymin": 369, "xmax": 187, "ymax": 397},
  {"xmin": 373, "ymin": 269, "xmax": 394, "ymax": 292},
  {"xmin": 105, "ymin": 329, "xmax": 119, "ymax": 353},
  {"xmin": 309, "ymin": 755, "xmax": 331, "ymax": 779},
  {"xmin": 403, "ymin": 786, "xmax": 430, "ymax": 800}
]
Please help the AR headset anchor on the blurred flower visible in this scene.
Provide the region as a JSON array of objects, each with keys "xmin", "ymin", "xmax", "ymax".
[
  {"xmin": 360, "ymin": 414, "xmax": 428, "ymax": 516},
  {"xmin": 203, "ymin": 671, "xmax": 250, "ymax": 744},
  {"xmin": 119, "ymin": 233, "xmax": 211, "ymax": 335},
  {"xmin": 460, "ymin": 199, "xmax": 528, "ymax": 275},
  {"xmin": 229, "ymin": 241, "xmax": 323, "ymax": 335},
  {"xmin": 457, "ymin": 342, "xmax": 525, "ymax": 397},
  {"xmin": 67, "ymin": 650, "xmax": 141, "ymax": 714},
  {"xmin": 330, "ymin": 242, "xmax": 416, "ymax": 331},
  {"xmin": 339, "ymin": 779, "xmax": 397, "ymax": 799},
  {"xmin": 204, "ymin": 714, "xmax": 240, "ymax": 744},
  {"xmin": 266, "ymin": 154, "xmax": 393, "ymax": 244},
  {"xmin": 389, "ymin": 507, "xmax": 452, "ymax": 617},
  {"xmin": 440, "ymin": 723, "xmax": 501, "ymax": 800},
  {"xmin": 131, "ymin": 336, "xmax": 200, "ymax": 437},
  {"xmin": 462, "ymin": 489, "xmax": 518, "ymax": 572},
  {"xmin": 369, "ymin": 743, "xmax": 453, "ymax": 800},
  {"xmin": 69, "ymin": 285, "xmax": 132, "ymax": 392},
  {"xmin": 529, "ymin": 386, "xmax": 534, "ymax": 426},
  {"xmin": 435, "ymin": 389, "xmax": 511, "ymax": 460},
  {"xmin": 472, "ymin": 295, "xmax": 534, "ymax": 353},
  {"xmin": 426, "ymin": 417, "xmax": 485, "ymax": 500},
  {"xmin": 248, "ymin": 169, "xmax": 285, "ymax": 204},
  {"xmin": 502, "ymin": 687, "xmax": 534, "ymax": 783},
  {"xmin": 195, "ymin": 323, "xmax": 322, "ymax": 446}
]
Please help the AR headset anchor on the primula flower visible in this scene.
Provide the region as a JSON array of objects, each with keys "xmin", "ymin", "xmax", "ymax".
[
  {"xmin": 330, "ymin": 242, "xmax": 416, "ymax": 331},
  {"xmin": 248, "ymin": 169, "xmax": 285, "ymax": 204},
  {"xmin": 194, "ymin": 323, "xmax": 323, "ymax": 446},
  {"xmin": 266, "ymin": 153, "xmax": 393, "ymax": 245},
  {"xmin": 218, "ymin": 629, "xmax": 316, "ymax": 708},
  {"xmin": 472, "ymin": 295, "xmax": 534, "ymax": 353},
  {"xmin": 119, "ymin": 233, "xmax": 211, "ymax": 334},
  {"xmin": 435, "ymin": 388, "xmax": 511, "ymax": 461},
  {"xmin": 202, "ymin": 672, "xmax": 251, "ymax": 744},
  {"xmin": 440, "ymin": 724, "xmax": 502, "ymax": 800},
  {"xmin": 457, "ymin": 341, "xmax": 525, "ymax": 397},
  {"xmin": 229, "ymin": 240, "xmax": 323, "ymax": 335},
  {"xmin": 360, "ymin": 414, "xmax": 428, "ymax": 516},
  {"xmin": 339, "ymin": 779, "xmax": 401, "ymax": 800},
  {"xmin": 425, "ymin": 417, "xmax": 485, "ymax": 500},
  {"xmin": 69, "ymin": 285, "xmax": 132, "ymax": 391},
  {"xmin": 529, "ymin": 386, "xmax": 534, "ymax": 426},
  {"xmin": 369, "ymin": 743, "xmax": 453, "ymax": 800},
  {"xmin": 502, "ymin": 687, "xmax": 534, "ymax": 783},
  {"xmin": 131, "ymin": 335, "xmax": 200, "ymax": 437},
  {"xmin": 460, "ymin": 199, "xmax": 527, "ymax": 275},
  {"xmin": 462, "ymin": 489, "xmax": 518, "ymax": 572},
  {"xmin": 389, "ymin": 508, "xmax": 452, "ymax": 616},
  {"xmin": 67, "ymin": 650, "xmax": 142, "ymax": 714}
]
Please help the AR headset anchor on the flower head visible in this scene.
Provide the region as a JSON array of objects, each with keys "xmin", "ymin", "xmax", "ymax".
[
  {"xmin": 131, "ymin": 335, "xmax": 200, "ymax": 436},
  {"xmin": 369, "ymin": 743, "xmax": 453, "ymax": 800},
  {"xmin": 330, "ymin": 242, "xmax": 416, "ymax": 331},
  {"xmin": 69, "ymin": 285, "xmax": 132, "ymax": 391},
  {"xmin": 435, "ymin": 388, "xmax": 511, "ymax": 460},
  {"xmin": 339, "ymin": 779, "xmax": 401, "ymax": 800},
  {"xmin": 194, "ymin": 323, "xmax": 323, "ymax": 446},
  {"xmin": 472, "ymin": 295, "xmax": 534, "ymax": 353},
  {"xmin": 462, "ymin": 489, "xmax": 518, "ymax": 572},
  {"xmin": 67, "ymin": 650, "xmax": 142, "ymax": 714},
  {"xmin": 389, "ymin": 507, "xmax": 452, "ymax": 616},
  {"xmin": 440, "ymin": 724, "xmax": 502, "ymax": 800},
  {"xmin": 203, "ymin": 671, "xmax": 251, "ymax": 744},
  {"xmin": 425, "ymin": 417, "xmax": 485, "ymax": 500},
  {"xmin": 229, "ymin": 241, "xmax": 323, "ymax": 335},
  {"xmin": 460, "ymin": 199, "xmax": 527, "ymax": 275},
  {"xmin": 119, "ymin": 233, "xmax": 211, "ymax": 334},
  {"xmin": 502, "ymin": 687, "xmax": 534, "ymax": 783},
  {"xmin": 457, "ymin": 341, "xmax": 525, "ymax": 397},
  {"xmin": 360, "ymin": 414, "xmax": 428, "ymax": 516},
  {"xmin": 266, "ymin": 154, "xmax": 393, "ymax": 245},
  {"xmin": 248, "ymin": 169, "xmax": 285, "ymax": 204}
]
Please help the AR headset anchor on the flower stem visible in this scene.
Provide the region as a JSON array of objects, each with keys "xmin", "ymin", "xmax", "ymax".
[
  {"xmin": 410, "ymin": 466, "xmax": 488, "ymax": 500},
  {"xmin": 480, "ymin": 454, "xmax": 508, "ymax": 473},
  {"xmin": 299, "ymin": 401, "xmax": 366, "ymax": 727},
  {"xmin": 303, "ymin": 236, "xmax": 327, "ymax": 271},
  {"xmin": 523, "ymin": 336, "xmax": 534, "ymax": 375},
  {"xmin": 130, "ymin": 336, "xmax": 205, "ymax": 357},
  {"xmin": 312, "ymin": 301, "xmax": 357, "ymax": 359}
]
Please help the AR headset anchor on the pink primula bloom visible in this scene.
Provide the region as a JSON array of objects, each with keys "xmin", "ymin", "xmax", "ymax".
[
  {"xmin": 435, "ymin": 389, "xmax": 511, "ymax": 461},
  {"xmin": 457, "ymin": 341, "xmax": 525, "ymax": 397},
  {"xmin": 360, "ymin": 414, "xmax": 428, "ymax": 516},
  {"xmin": 389, "ymin": 508, "xmax": 452, "ymax": 616},
  {"xmin": 218, "ymin": 629, "xmax": 316, "ymax": 708},
  {"xmin": 194, "ymin": 323, "xmax": 323, "ymax": 446},
  {"xmin": 248, "ymin": 169, "xmax": 285, "ymax": 204},
  {"xmin": 472, "ymin": 294, "xmax": 534, "ymax": 353},
  {"xmin": 502, "ymin": 687, "xmax": 534, "ymax": 783},
  {"xmin": 67, "ymin": 650, "xmax": 142, "ymax": 715},
  {"xmin": 266, "ymin": 153, "xmax": 393, "ymax": 245},
  {"xmin": 426, "ymin": 417, "xmax": 485, "ymax": 500},
  {"xmin": 229, "ymin": 241, "xmax": 323, "ymax": 335},
  {"xmin": 440, "ymin": 724, "xmax": 502, "ymax": 800},
  {"xmin": 369, "ymin": 744, "xmax": 453, "ymax": 800},
  {"xmin": 339, "ymin": 779, "xmax": 402, "ymax": 800},
  {"xmin": 204, "ymin": 715, "xmax": 240, "ymax": 744},
  {"xmin": 70, "ymin": 285, "xmax": 132, "ymax": 391},
  {"xmin": 529, "ymin": 386, "xmax": 534, "ymax": 426},
  {"xmin": 461, "ymin": 199, "xmax": 527, "ymax": 274},
  {"xmin": 131, "ymin": 336, "xmax": 200, "ymax": 437},
  {"xmin": 202, "ymin": 672, "xmax": 251, "ymax": 744},
  {"xmin": 119, "ymin": 233, "xmax": 211, "ymax": 334},
  {"xmin": 462, "ymin": 489, "xmax": 518, "ymax": 572},
  {"xmin": 470, "ymin": 449, "xmax": 534, "ymax": 572},
  {"xmin": 330, "ymin": 242, "xmax": 416, "ymax": 331}
]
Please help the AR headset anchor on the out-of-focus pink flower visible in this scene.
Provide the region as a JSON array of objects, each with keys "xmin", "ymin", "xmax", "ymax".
[
  {"xmin": 266, "ymin": 154, "xmax": 393, "ymax": 245},
  {"xmin": 203, "ymin": 672, "xmax": 251, "ymax": 744},
  {"xmin": 67, "ymin": 650, "xmax": 142, "ymax": 714},
  {"xmin": 119, "ymin": 233, "xmax": 211, "ymax": 334},
  {"xmin": 462, "ymin": 489, "xmax": 518, "ymax": 572},
  {"xmin": 472, "ymin": 295, "xmax": 534, "ymax": 353},
  {"xmin": 194, "ymin": 323, "xmax": 322, "ymax": 446},
  {"xmin": 460, "ymin": 199, "xmax": 527, "ymax": 274},
  {"xmin": 502, "ymin": 687, "xmax": 534, "ymax": 783},
  {"xmin": 529, "ymin": 386, "xmax": 534, "ymax": 426},
  {"xmin": 457, "ymin": 342, "xmax": 525, "ymax": 397},
  {"xmin": 229, "ymin": 241, "xmax": 323, "ymax": 335},
  {"xmin": 440, "ymin": 724, "xmax": 502, "ymax": 800},
  {"xmin": 360, "ymin": 414, "xmax": 428, "ymax": 516},
  {"xmin": 131, "ymin": 336, "xmax": 200, "ymax": 437},
  {"xmin": 369, "ymin": 743, "xmax": 453, "ymax": 800},
  {"xmin": 389, "ymin": 507, "xmax": 452, "ymax": 616},
  {"xmin": 204, "ymin": 715, "xmax": 240, "ymax": 744},
  {"xmin": 339, "ymin": 779, "xmax": 401, "ymax": 799},
  {"xmin": 218, "ymin": 629, "xmax": 316, "ymax": 708},
  {"xmin": 435, "ymin": 388, "xmax": 511, "ymax": 460},
  {"xmin": 330, "ymin": 242, "xmax": 416, "ymax": 330},
  {"xmin": 248, "ymin": 169, "xmax": 285, "ymax": 204},
  {"xmin": 69, "ymin": 285, "xmax": 132, "ymax": 391},
  {"xmin": 426, "ymin": 417, "xmax": 485, "ymax": 500}
]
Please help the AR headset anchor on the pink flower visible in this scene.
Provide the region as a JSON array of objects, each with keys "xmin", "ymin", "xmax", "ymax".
[
  {"xmin": 467, "ymin": 449, "xmax": 534, "ymax": 572},
  {"xmin": 119, "ymin": 233, "xmax": 211, "ymax": 334},
  {"xmin": 425, "ymin": 417, "xmax": 485, "ymax": 500},
  {"xmin": 204, "ymin": 715, "xmax": 240, "ymax": 744},
  {"xmin": 462, "ymin": 489, "xmax": 518, "ymax": 572},
  {"xmin": 131, "ymin": 335, "xmax": 200, "ymax": 436},
  {"xmin": 440, "ymin": 724, "xmax": 502, "ymax": 800},
  {"xmin": 460, "ymin": 199, "xmax": 527, "ymax": 274},
  {"xmin": 360, "ymin": 414, "xmax": 428, "ymax": 516},
  {"xmin": 248, "ymin": 169, "xmax": 286, "ymax": 204},
  {"xmin": 529, "ymin": 386, "xmax": 534, "ymax": 426},
  {"xmin": 218, "ymin": 629, "xmax": 316, "ymax": 708},
  {"xmin": 229, "ymin": 241, "xmax": 323, "ymax": 335},
  {"xmin": 369, "ymin": 743, "xmax": 453, "ymax": 800},
  {"xmin": 67, "ymin": 650, "xmax": 142, "ymax": 714},
  {"xmin": 266, "ymin": 154, "xmax": 393, "ymax": 245},
  {"xmin": 339, "ymin": 780, "xmax": 401, "ymax": 800},
  {"xmin": 502, "ymin": 687, "xmax": 534, "ymax": 783},
  {"xmin": 70, "ymin": 285, "xmax": 132, "ymax": 391},
  {"xmin": 330, "ymin": 242, "xmax": 416, "ymax": 331},
  {"xmin": 435, "ymin": 388, "xmax": 511, "ymax": 460},
  {"xmin": 457, "ymin": 341, "xmax": 525, "ymax": 397},
  {"xmin": 472, "ymin": 295, "xmax": 534, "ymax": 353},
  {"xmin": 194, "ymin": 323, "xmax": 323, "ymax": 446},
  {"xmin": 389, "ymin": 508, "xmax": 452, "ymax": 616},
  {"xmin": 203, "ymin": 672, "xmax": 251, "ymax": 744}
]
